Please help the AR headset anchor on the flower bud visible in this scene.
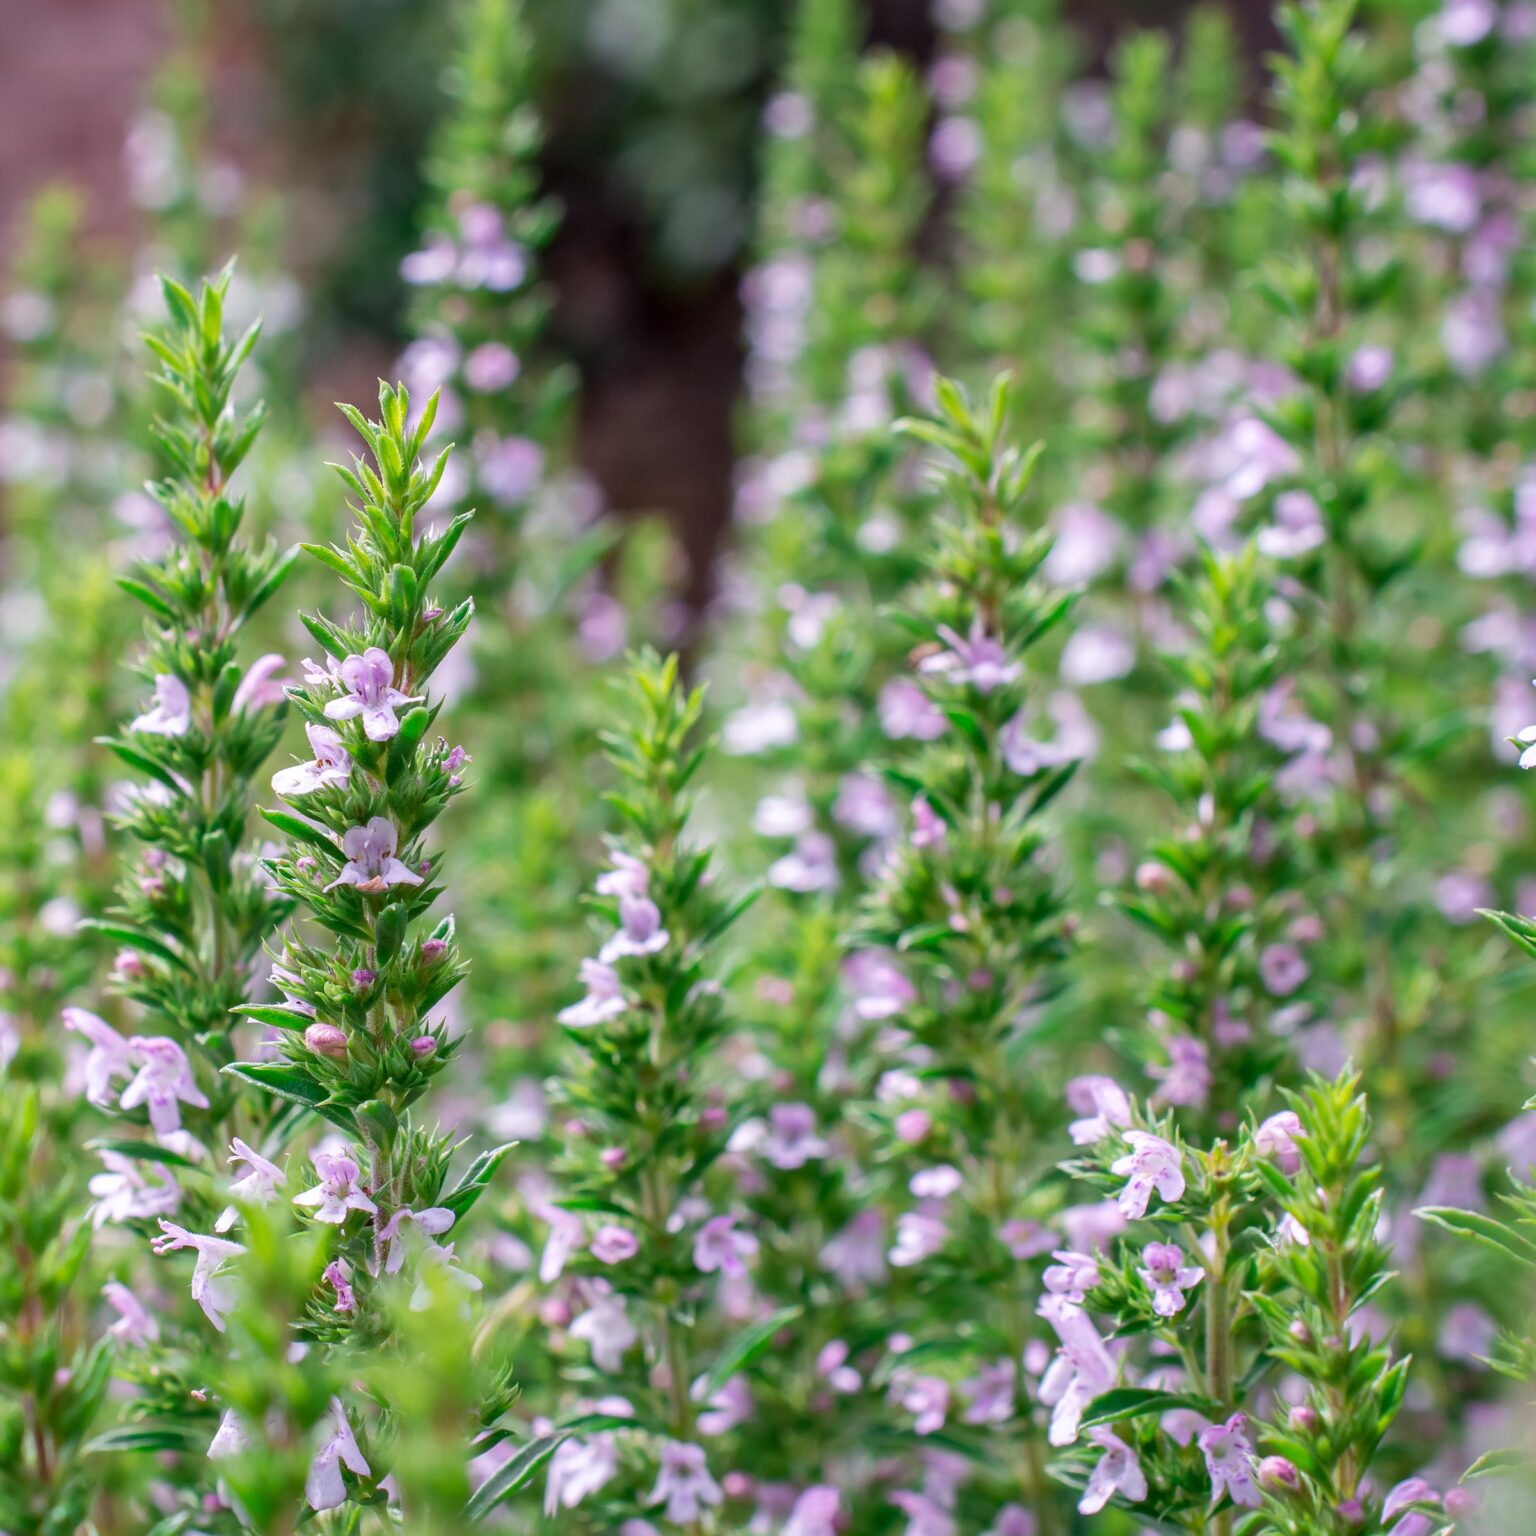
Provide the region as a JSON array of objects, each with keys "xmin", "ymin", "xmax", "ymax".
[
  {"xmin": 1288, "ymin": 1404, "xmax": 1319, "ymax": 1432},
  {"xmin": 420, "ymin": 938, "xmax": 447, "ymax": 963},
  {"xmin": 305, "ymin": 1022, "xmax": 349, "ymax": 1059},
  {"xmin": 351, "ymin": 967, "xmax": 376, "ymax": 988},
  {"xmin": 1135, "ymin": 861, "xmax": 1173, "ymax": 893},
  {"xmin": 1257, "ymin": 1457, "xmax": 1302, "ymax": 1494},
  {"xmin": 409, "ymin": 1035, "xmax": 437, "ymax": 1058},
  {"xmin": 1336, "ymin": 1498, "xmax": 1364, "ymax": 1526},
  {"xmin": 895, "ymin": 1108, "xmax": 933, "ymax": 1143}
]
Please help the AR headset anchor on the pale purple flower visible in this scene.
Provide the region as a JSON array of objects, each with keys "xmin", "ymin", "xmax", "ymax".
[
  {"xmin": 694, "ymin": 1373, "xmax": 753, "ymax": 1435},
  {"xmin": 63, "ymin": 1007, "xmax": 135, "ymax": 1106},
  {"xmin": 1058, "ymin": 1199, "xmax": 1128, "ymax": 1252},
  {"xmin": 909, "ymin": 1165, "xmax": 962, "ymax": 1199},
  {"xmin": 723, "ymin": 698, "xmax": 799, "ymax": 755},
  {"xmin": 591, "ymin": 1225, "xmax": 640, "ymax": 1264},
  {"xmin": 558, "ymin": 958, "xmax": 628, "ymax": 1027},
  {"xmin": 208, "ymin": 1408, "xmax": 248, "ymax": 1461},
  {"xmin": 1345, "ymin": 345, "xmax": 1393, "ymax": 392},
  {"xmin": 911, "ymin": 797, "xmax": 947, "ymax": 848},
  {"xmin": 760, "ymin": 1103, "xmax": 829, "ymax": 1169},
  {"xmin": 1441, "ymin": 0, "xmax": 1497, "ymax": 44},
  {"xmin": 844, "ymin": 951, "xmax": 915, "ymax": 1019},
  {"xmin": 293, "ymin": 1149, "xmax": 378, "ymax": 1225},
  {"xmin": 892, "ymin": 1372, "xmax": 949, "ymax": 1435},
  {"xmin": 693, "ymin": 1215, "xmax": 758, "ymax": 1277},
  {"xmin": 377, "ymin": 1205, "xmax": 456, "ymax": 1274},
  {"xmin": 463, "ymin": 341, "xmax": 520, "ymax": 392},
  {"xmin": 1111, "ymin": 1131, "xmax": 1186, "ymax": 1219},
  {"xmin": 879, "ymin": 677, "xmax": 947, "ymax": 740},
  {"xmin": 456, "ymin": 202, "xmax": 527, "ymax": 290},
  {"xmin": 120, "ymin": 1035, "xmax": 209, "ymax": 1143},
  {"xmin": 89, "ymin": 1150, "xmax": 180, "ymax": 1227},
  {"xmin": 1043, "ymin": 1250, "xmax": 1100, "ymax": 1306},
  {"xmin": 820, "ymin": 1209, "xmax": 887, "ymax": 1289},
  {"xmin": 1065, "ymin": 1075, "xmax": 1131, "ymax": 1145},
  {"xmin": 272, "ymin": 722, "xmax": 353, "ymax": 798},
  {"xmin": 1259, "ymin": 943, "xmax": 1309, "ymax": 997},
  {"xmin": 1403, "ymin": 160, "xmax": 1481, "ymax": 233},
  {"xmin": 960, "ymin": 1359, "xmax": 1015, "ymax": 1424},
  {"xmin": 1061, "ymin": 624, "xmax": 1135, "ymax": 686},
  {"xmin": 215, "ymin": 1137, "xmax": 286, "ymax": 1231},
  {"xmin": 890, "ymin": 1490, "xmax": 957, "ymax": 1536},
  {"xmin": 1046, "ymin": 502, "xmax": 1123, "ymax": 585},
  {"xmin": 1079, "ymin": 1426, "xmax": 1148, "ymax": 1514},
  {"xmin": 324, "ymin": 1258, "xmax": 356, "ymax": 1313},
  {"xmin": 1198, "ymin": 1413, "xmax": 1261, "ymax": 1509},
  {"xmin": 981, "ymin": 1504, "xmax": 1036, "ymax": 1536},
  {"xmin": 131, "ymin": 674, "xmax": 191, "ymax": 735},
  {"xmin": 834, "ymin": 771, "xmax": 897, "ymax": 838},
  {"xmin": 1258, "ymin": 490, "xmax": 1326, "ymax": 559},
  {"xmin": 1037, "ymin": 1293, "xmax": 1117, "ymax": 1446},
  {"xmin": 1254, "ymin": 1111, "xmax": 1304, "ymax": 1175},
  {"xmin": 103, "ymin": 1279, "xmax": 158, "ymax": 1346},
  {"xmin": 784, "ymin": 1485, "xmax": 840, "ymax": 1536},
  {"xmin": 306, "ymin": 1400, "xmax": 372, "ymax": 1511},
  {"xmin": 546, "ymin": 1435, "xmax": 620, "ymax": 1514},
  {"xmin": 232, "ymin": 652, "xmax": 289, "ymax": 712},
  {"xmin": 478, "ymin": 434, "xmax": 544, "ymax": 503},
  {"xmin": 600, "ymin": 894, "xmax": 670, "ymax": 963},
  {"xmin": 1443, "ymin": 286, "xmax": 1505, "ymax": 377},
  {"xmin": 1000, "ymin": 1219, "xmax": 1058, "ymax": 1259},
  {"xmin": 646, "ymin": 1442, "xmax": 723, "ymax": 1525},
  {"xmin": 921, "ymin": 621, "xmax": 1021, "ymax": 693},
  {"xmin": 890, "ymin": 1210, "xmax": 948, "ymax": 1267},
  {"xmin": 151, "ymin": 1220, "xmax": 246, "ymax": 1331},
  {"xmin": 1439, "ymin": 1301, "xmax": 1497, "ymax": 1362},
  {"xmin": 1383, "ymin": 1477, "xmax": 1443, "ymax": 1536},
  {"xmin": 769, "ymin": 831, "xmax": 838, "ymax": 893},
  {"xmin": 1001, "ymin": 710, "xmax": 1077, "ymax": 776},
  {"xmin": 322, "ymin": 647, "xmax": 422, "ymax": 742},
  {"xmin": 408, "ymin": 1236, "xmax": 482, "ymax": 1309},
  {"xmin": 1150, "ymin": 1035, "xmax": 1211, "ymax": 1110},
  {"xmin": 325, "ymin": 816, "xmax": 424, "ymax": 893},
  {"xmin": 539, "ymin": 1205, "xmax": 585, "ymax": 1283},
  {"xmin": 1139, "ymin": 1241, "xmax": 1204, "ymax": 1316},
  {"xmin": 570, "ymin": 1284, "xmax": 637, "ymax": 1370},
  {"xmin": 1420, "ymin": 1153, "xmax": 1484, "ymax": 1212}
]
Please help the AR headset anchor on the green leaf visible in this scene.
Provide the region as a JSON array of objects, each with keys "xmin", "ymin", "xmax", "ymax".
[
  {"xmin": 1415, "ymin": 1206, "xmax": 1536, "ymax": 1268},
  {"xmin": 76, "ymin": 920, "xmax": 190, "ymax": 973},
  {"xmin": 86, "ymin": 1422, "xmax": 207, "ymax": 1455},
  {"xmin": 463, "ymin": 1433, "xmax": 570, "ymax": 1519},
  {"xmin": 230, "ymin": 1004, "xmax": 315, "ymax": 1032},
  {"xmin": 1079, "ymin": 1387, "xmax": 1219, "ymax": 1431},
  {"xmin": 440, "ymin": 1142, "xmax": 518, "ymax": 1220},
  {"xmin": 1464, "ymin": 1447, "xmax": 1530, "ymax": 1480},
  {"xmin": 116, "ymin": 575, "xmax": 178, "ymax": 622},
  {"xmin": 222, "ymin": 1062, "xmax": 327, "ymax": 1111},
  {"xmin": 696, "ymin": 1305, "xmax": 802, "ymax": 1404},
  {"xmin": 86, "ymin": 1138, "xmax": 200, "ymax": 1170},
  {"xmin": 259, "ymin": 807, "xmax": 340, "ymax": 854}
]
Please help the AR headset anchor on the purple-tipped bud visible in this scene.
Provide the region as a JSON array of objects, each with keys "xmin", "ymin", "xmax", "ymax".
[
  {"xmin": 895, "ymin": 1108, "xmax": 933, "ymax": 1143},
  {"xmin": 1336, "ymin": 1498, "xmax": 1365, "ymax": 1526},
  {"xmin": 1258, "ymin": 1457, "xmax": 1302, "ymax": 1494},
  {"xmin": 700, "ymin": 1106, "xmax": 728, "ymax": 1132},
  {"xmin": 1135, "ymin": 861, "xmax": 1173, "ymax": 893},
  {"xmin": 305, "ymin": 1022, "xmax": 349, "ymax": 1059},
  {"xmin": 1288, "ymin": 1404, "xmax": 1319, "ymax": 1432},
  {"xmin": 351, "ymin": 967, "xmax": 376, "ymax": 988},
  {"xmin": 600, "ymin": 1146, "xmax": 628, "ymax": 1170},
  {"xmin": 1444, "ymin": 1487, "xmax": 1477, "ymax": 1517},
  {"xmin": 410, "ymin": 1035, "xmax": 437, "ymax": 1058},
  {"xmin": 420, "ymin": 938, "xmax": 447, "ymax": 963},
  {"xmin": 113, "ymin": 948, "xmax": 145, "ymax": 982}
]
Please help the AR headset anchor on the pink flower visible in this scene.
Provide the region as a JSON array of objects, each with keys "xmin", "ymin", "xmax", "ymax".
[
  {"xmin": 646, "ymin": 1442, "xmax": 722, "ymax": 1525},
  {"xmin": 1066, "ymin": 1075, "xmax": 1132, "ymax": 1145},
  {"xmin": 694, "ymin": 1373, "xmax": 753, "ymax": 1435},
  {"xmin": 569, "ymin": 1284, "xmax": 637, "ymax": 1371},
  {"xmin": 120, "ymin": 1035, "xmax": 209, "ymax": 1142},
  {"xmin": 232, "ymin": 652, "xmax": 290, "ymax": 712},
  {"xmin": 600, "ymin": 894, "xmax": 670, "ymax": 963},
  {"xmin": 760, "ymin": 1103, "xmax": 830, "ymax": 1169},
  {"xmin": 325, "ymin": 816, "xmax": 424, "ymax": 893},
  {"xmin": 216, "ymin": 1137, "xmax": 286, "ymax": 1231},
  {"xmin": 911, "ymin": 797, "xmax": 947, "ymax": 848},
  {"xmin": 1150, "ymin": 1035, "xmax": 1211, "ymax": 1110},
  {"xmin": 921, "ymin": 620, "xmax": 1021, "ymax": 693},
  {"xmin": 322, "ymin": 647, "xmax": 421, "ymax": 741},
  {"xmin": 1037, "ymin": 1293, "xmax": 1117, "ymax": 1445},
  {"xmin": 545, "ymin": 1434, "xmax": 620, "ymax": 1514},
  {"xmin": 892, "ymin": 1373, "xmax": 949, "ymax": 1435},
  {"xmin": 784, "ymin": 1485, "xmax": 840, "ymax": 1536},
  {"xmin": 693, "ymin": 1215, "xmax": 759, "ymax": 1277},
  {"xmin": 890, "ymin": 1210, "xmax": 948, "ymax": 1267},
  {"xmin": 1043, "ymin": 1250, "xmax": 1100, "ymax": 1306},
  {"xmin": 591, "ymin": 1225, "xmax": 640, "ymax": 1264},
  {"xmin": 960, "ymin": 1359, "xmax": 1016, "ymax": 1424},
  {"xmin": 880, "ymin": 677, "xmax": 947, "ymax": 740},
  {"xmin": 820, "ymin": 1209, "xmax": 887, "ymax": 1289},
  {"xmin": 1138, "ymin": 1241, "xmax": 1203, "ymax": 1316},
  {"xmin": 1079, "ymin": 1426, "xmax": 1147, "ymax": 1514},
  {"xmin": 1259, "ymin": 943, "xmax": 1309, "ymax": 997},
  {"xmin": 558, "ymin": 958, "xmax": 628, "ymax": 1027},
  {"xmin": 377, "ymin": 1205, "xmax": 456, "ymax": 1274},
  {"xmin": 131, "ymin": 674, "xmax": 191, "ymax": 735},
  {"xmin": 1384, "ymin": 1477, "xmax": 1442, "ymax": 1536},
  {"xmin": 272, "ymin": 722, "xmax": 353, "ymax": 798},
  {"xmin": 890, "ymin": 1490, "xmax": 957, "ymax": 1536},
  {"xmin": 306, "ymin": 1399, "xmax": 372, "ymax": 1511},
  {"xmin": 292, "ymin": 1149, "xmax": 378, "ymax": 1225},
  {"xmin": 151, "ymin": 1220, "xmax": 246, "ymax": 1332},
  {"xmin": 1110, "ymin": 1131, "xmax": 1186, "ymax": 1218},
  {"xmin": 1254, "ymin": 1111, "xmax": 1304, "ymax": 1175},
  {"xmin": 88, "ymin": 1150, "xmax": 180, "ymax": 1227},
  {"xmin": 323, "ymin": 1258, "xmax": 356, "ymax": 1313},
  {"xmin": 102, "ymin": 1280, "xmax": 158, "ymax": 1346},
  {"xmin": 1198, "ymin": 1413, "xmax": 1261, "ymax": 1509},
  {"xmin": 843, "ymin": 951, "xmax": 915, "ymax": 1018},
  {"xmin": 62, "ymin": 1007, "xmax": 135, "ymax": 1106},
  {"xmin": 539, "ymin": 1206, "xmax": 585, "ymax": 1283}
]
